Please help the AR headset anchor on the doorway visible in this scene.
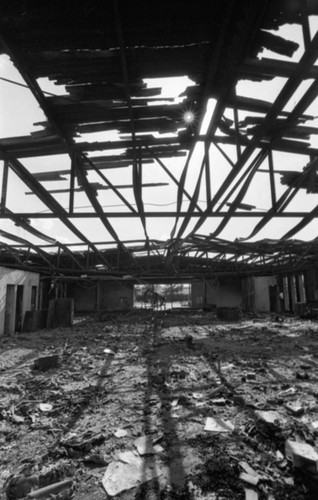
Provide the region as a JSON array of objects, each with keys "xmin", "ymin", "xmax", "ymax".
[
  {"xmin": 269, "ymin": 284, "xmax": 278, "ymax": 312},
  {"xmin": 15, "ymin": 285, "xmax": 24, "ymax": 332}
]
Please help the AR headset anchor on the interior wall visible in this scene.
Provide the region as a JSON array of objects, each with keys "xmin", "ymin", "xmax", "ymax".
[
  {"xmin": 98, "ymin": 281, "xmax": 134, "ymax": 311},
  {"xmin": 242, "ymin": 276, "xmax": 278, "ymax": 312},
  {"xmin": 253, "ymin": 276, "xmax": 277, "ymax": 311},
  {"xmin": 0, "ymin": 266, "xmax": 40, "ymax": 336},
  {"xmin": 191, "ymin": 278, "xmax": 242, "ymax": 308},
  {"xmin": 73, "ymin": 282, "xmax": 97, "ymax": 312}
]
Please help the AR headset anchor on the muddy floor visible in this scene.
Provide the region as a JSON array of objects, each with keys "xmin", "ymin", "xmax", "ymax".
[{"xmin": 1, "ymin": 310, "xmax": 318, "ymax": 499}]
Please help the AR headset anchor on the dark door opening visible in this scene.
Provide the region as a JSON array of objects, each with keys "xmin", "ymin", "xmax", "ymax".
[
  {"xmin": 134, "ymin": 283, "xmax": 191, "ymax": 309},
  {"xmin": 269, "ymin": 284, "xmax": 278, "ymax": 312},
  {"xmin": 31, "ymin": 286, "xmax": 37, "ymax": 310},
  {"xmin": 15, "ymin": 285, "xmax": 24, "ymax": 332}
]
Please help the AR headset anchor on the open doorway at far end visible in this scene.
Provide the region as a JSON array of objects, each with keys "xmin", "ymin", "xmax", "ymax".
[{"xmin": 134, "ymin": 283, "xmax": 191, "ymax": 310}]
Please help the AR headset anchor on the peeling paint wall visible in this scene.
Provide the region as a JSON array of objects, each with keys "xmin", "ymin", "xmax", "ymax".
[{"xmin": 0, "ymin": 266, "xmax": 40, "ymax": 336}]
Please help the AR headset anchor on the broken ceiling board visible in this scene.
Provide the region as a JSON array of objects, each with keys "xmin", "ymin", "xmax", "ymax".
[
  {"xmin": 26, "ymin": 45, "xmax": 206, "ymax": 82},
  {"xmin": 241, "ymin": 57, "xmax": 318, "ymax": 81},
  {"xmin": 49, "ymin": 102, "xmax": 189, "ymax": 124},
  {"xmin": 257, "ymin": 30, "xmax": 299, "ymax": 57},
  {"xmin": 223, "ymin": 95, "xmax": 313, "ymax": 120},
  {"xmin": 65, "ymin": 83, "xmax": 163, "ymax": 101},
  {"xmin": 81, "ymin": 161, "xmax": 138, "ymax": 170},
  {"xmin": 125, "ymin": 146, "xmax": 187, "ymax": 159},
  {"xmin": 83, "ymin": 156, "xmax": 154, "ymax": 166},
  {"xmin": 212, "ymin": 135, "xmax": 313, "ymax": 157},
  {"xmin": 118, "ymin": 118, "xmax": 180, "ymax": 134},
  {"xmin": 0, "ymin": 144, "xmax": 68, "ymax": 159},
  {"xmin": 33, "ymin": 172, "xmax": 68, "ymax": 182},
  {"xmin": 76, "ymin": 117, "xmax": 180, "ymax": 136}
]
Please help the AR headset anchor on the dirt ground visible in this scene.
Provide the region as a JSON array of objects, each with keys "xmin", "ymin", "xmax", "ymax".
[{"xmin": 1, "ymin": 309, "xmax": 318, "ymax": 499}]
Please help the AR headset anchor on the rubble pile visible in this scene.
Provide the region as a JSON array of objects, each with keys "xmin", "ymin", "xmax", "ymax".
[{"xmin": 1, "ymin": 311, "xmax": 318, "ymax": 499}]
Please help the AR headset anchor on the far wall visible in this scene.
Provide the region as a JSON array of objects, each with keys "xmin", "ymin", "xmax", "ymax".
[
  {"xmin": 191, "ymin": 278, "xmax": 242, "ymax": 308},
  {"xmin": 242, "ymin": 275, "xmax": 278, "ymax": 312},
  {"xmin": 71, "ymin": 280, "xmax": 134, "ymax": 312}
]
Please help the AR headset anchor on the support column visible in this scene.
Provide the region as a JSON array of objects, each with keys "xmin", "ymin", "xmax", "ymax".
[
  {"xmin": 1, "ymin": 160, "xmax": 9, "ymax": 213},
  {"xmin": 268, "ymin": 150, "xmax": 277, "ymax": 209},
  {"xmin": 69, "ymin": 153, "xmax": 76, "ymax": 214},
  {"xmin": 233, "ymin": 87, "xmax": 241, "ymax": 159}
]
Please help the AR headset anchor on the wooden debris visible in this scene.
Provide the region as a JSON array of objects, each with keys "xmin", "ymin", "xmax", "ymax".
[{"xmin": 27, "ymin": 478, "xmax": 73, "ymax": 498}]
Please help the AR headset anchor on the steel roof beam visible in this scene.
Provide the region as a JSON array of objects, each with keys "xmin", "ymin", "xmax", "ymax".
[
  {"xmin": 7, "ymin": 157, "xmax": 111, "ymax": 268},
  {"xmin": 0, "ymin": 32, "xmax": 121, "ymax": 266},
  {"xmin": 183, "ymin": 28, "xmax": 318, "ymax": 240},
  {"xmin": 113, "ymin": 0, "xmax": 148, "ymax": 240}
]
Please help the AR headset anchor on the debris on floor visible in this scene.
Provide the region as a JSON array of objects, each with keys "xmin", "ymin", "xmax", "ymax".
[{"xmin": 1, "ymin": 310, "xmax": 318, "ymax": 499}]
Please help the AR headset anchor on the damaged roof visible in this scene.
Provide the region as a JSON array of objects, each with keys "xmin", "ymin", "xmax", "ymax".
[{"xmin": 0, "ymin": 0, "xmax": 318, "ymax": 277}]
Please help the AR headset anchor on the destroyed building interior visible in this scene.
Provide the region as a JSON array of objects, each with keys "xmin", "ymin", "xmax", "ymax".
[{"xmin": 2, "ymin": 1, "xmax": 318, "ymax": 499}]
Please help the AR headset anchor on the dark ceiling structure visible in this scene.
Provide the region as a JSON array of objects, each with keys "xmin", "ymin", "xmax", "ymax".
[{"xmin": 0, "ymin": 0, "xmax": 318, "ymax": 279}]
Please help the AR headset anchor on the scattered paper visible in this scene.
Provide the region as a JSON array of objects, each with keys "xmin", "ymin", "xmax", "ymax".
[{"xmin": 205, "ymin": 417, "xmax": 234, "ymax": 433}]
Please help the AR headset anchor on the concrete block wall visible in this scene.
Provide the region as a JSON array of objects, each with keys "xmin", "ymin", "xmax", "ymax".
[{"xmin": 0, "ymin": 266, "xmax": 40, "ymax": 335}]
